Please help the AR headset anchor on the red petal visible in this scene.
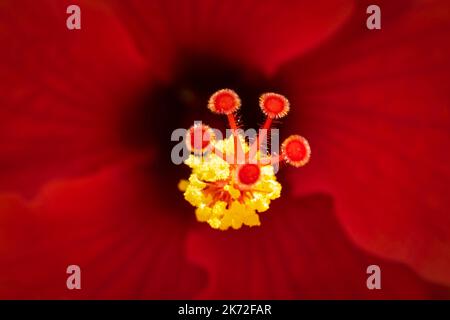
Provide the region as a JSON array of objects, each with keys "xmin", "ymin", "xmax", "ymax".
[
  {"xmin": 0, "ymin": 0, "xmax": 149, "ymax": 197},
  {"xmin": 187, "ymin": 195, "xmax": 449, "ymax": 299},
  {"xmin": 0, "ymin": 158, "xmax": 206, "ymax": 299},
  {"xmin": 108, "ymin": 0, "xmax": 354, "ymax": 75},
  {"xmin": 281, "ymin": 0, "xmax": 450, "ymax": 285}
]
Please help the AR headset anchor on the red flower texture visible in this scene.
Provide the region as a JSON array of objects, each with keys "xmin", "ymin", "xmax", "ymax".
[{"xmin": 0, "ymin": 0, "xmax": 449, "ymax": 299}]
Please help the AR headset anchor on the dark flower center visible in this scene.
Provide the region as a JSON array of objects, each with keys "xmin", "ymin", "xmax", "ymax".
[
  {"xmin": 123, "ymin": 54, "xmax": 278, "ymax": 159},
  {"xmin": 120, "ymin": 52, "xmax": 284, "ymax": 203}
]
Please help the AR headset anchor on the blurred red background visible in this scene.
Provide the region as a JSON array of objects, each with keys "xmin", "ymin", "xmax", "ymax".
[{"xmin": 0, "ymin": 0, "xmax": 449, "ymax": 299}]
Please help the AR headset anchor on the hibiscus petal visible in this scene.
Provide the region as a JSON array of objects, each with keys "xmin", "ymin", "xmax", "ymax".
[
  {"xmin": 187, "ymin": 194, "xmax": 449, "ymax": 299},
  {"xmin": 0, "ymin": 158, "xmax": 206, "ymax": 299},
  {"xmin": 107, "ymin": 0, "xmax": 354, "ymax": 75},
  {"xmin": 0, "ymin": 0, "xmax": 149, "ymax": 197},
  {"xmin": 280, "ymin": 0, "xmax": 450, "ymax": 285}
]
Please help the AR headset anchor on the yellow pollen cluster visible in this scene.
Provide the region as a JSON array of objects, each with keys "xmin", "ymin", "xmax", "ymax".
[{"xmin": 179, "ymin": 136, "xmax": 281, "ymax": 230}]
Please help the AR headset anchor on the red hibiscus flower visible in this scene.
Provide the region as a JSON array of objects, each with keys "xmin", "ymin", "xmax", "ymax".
[{"xmin": 0, "ymin": 0, "xmax": 449, "ymax": 299}]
